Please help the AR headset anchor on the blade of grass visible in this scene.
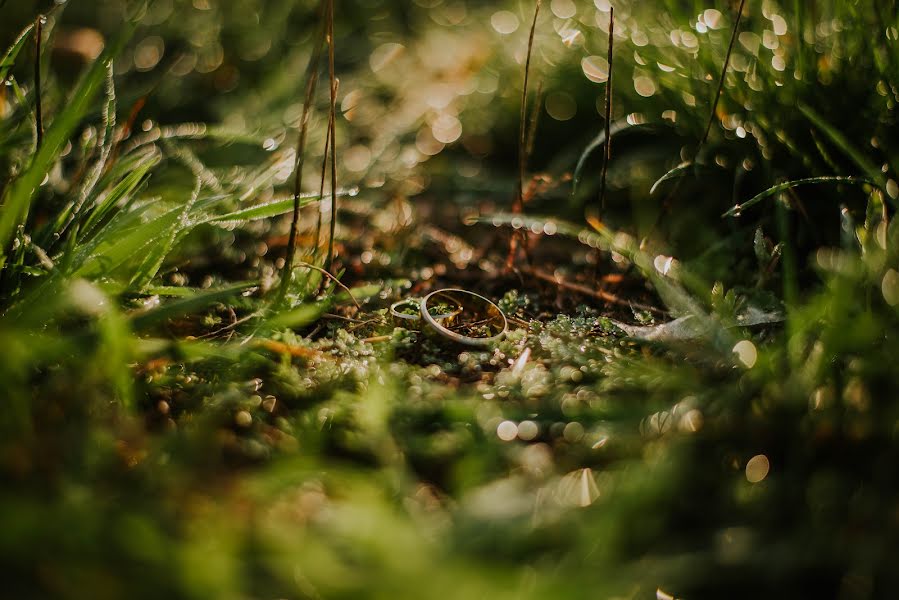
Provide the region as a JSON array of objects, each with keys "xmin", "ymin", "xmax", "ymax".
[
  {"xmin": 775, "ymin": 197, "xmax": 800, "ymax": 367},
  {"xmin": 74, "ymin": 206, "xmax": 184, "ymax": 279},
  {"xmin": 95, "ymin": 290, "xmax": 135, "ymax": 410},
  {"xmin": 200, "ymin": 190, "xmax": 345, "ymax": 227},
  {"xmin": 571, "ymin": 121, "xmax": 643, "ymax": 196},
  {"xmin": 798, "ymin": 103, "xmax": 889, "ymax": 189},
  {"xmin": 598, "ymin": 7, "xmax": 614, "ymax": 211},
  {"xmin": 79, "ymin": 151, "xmax": 159, "ymax": 239},
  {"xmin": 129, "ymin": 282, "xmax": 257, "ymax": 331},
  {"xmin": 722, "ymin": 176, "xmax": 878, "ymax": 217},
  {"xmin": 649, "ymin": 163, "xmax": 692, "ymax": 196},
  {"xmin": 0, "ymin": 22, "xmax": 35, "ymax": 83},
  {"xmin": 33, "ymin": 15, "xmax": 44, "ymax": 151},
  {"xmin": 130, "ymin": 177, "xmax": 202, "ymax": 291}
]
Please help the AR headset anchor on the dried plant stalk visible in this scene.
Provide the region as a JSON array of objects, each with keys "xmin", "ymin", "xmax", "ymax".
[
  {"xmin": 598, "ymin": 8, "xmax": 614, "ymax": 211},
  {"xmin": 279, "ymin": 0, "xmax": 327, "ymax": 302}
]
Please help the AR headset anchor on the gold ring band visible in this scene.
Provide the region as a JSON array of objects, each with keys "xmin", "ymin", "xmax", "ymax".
[{"xmin": 420, "ymin": 288, "xmax": 508, "ymax": 347}]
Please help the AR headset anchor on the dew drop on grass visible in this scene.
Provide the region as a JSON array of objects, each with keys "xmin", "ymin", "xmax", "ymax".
[
  {"xmin": 653, "ymin": 255, "xmax": 674, "ymax": 276},
  {"xmin": 733, "ymin": 340, "xmax": 758, "ymax": 369}
]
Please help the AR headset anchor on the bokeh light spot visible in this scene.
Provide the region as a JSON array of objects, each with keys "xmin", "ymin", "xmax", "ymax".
[
  {"xmin": 490, "ymin": 10, "xmax": 519, "ymax": 35},
  {"xmin": 546, "ymin": 92, "xmax": 577, "ymax": 121},
  {"xmin": 745, "ymin": 454, "xmax": 770, "ymax": 483}
]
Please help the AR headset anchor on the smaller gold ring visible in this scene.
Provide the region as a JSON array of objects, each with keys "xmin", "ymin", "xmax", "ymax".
[
  {"xmin": 390, "ymin": 298, "xmax": 462, "ymax": 328},
  {"xmin": 420, "ymin": 289, "xmax": 508, "ymax": 347},
  {"xmin": 390, "ymin": 299, "xmax": 423, "ymax": 323}
]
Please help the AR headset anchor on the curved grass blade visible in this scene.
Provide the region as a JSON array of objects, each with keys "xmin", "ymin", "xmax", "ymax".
[
  {"xmin": 650, "ymin": 162, "xmax": 692, "ymax": 196},
  {"xmin": 722, "ymin": 176, "xmax": 878, "ymax": 218},
  {"xmin": 798, "ymin": 103, "xmax": 888, "ymax": 189},
  {"xmin": 571, "ymin": 121, "xmax": 643, "ymax": 196},
  {"xmin": 0, "ymin": 22, "xmax": 35, "ymax": 83},
  {"xmin": 129, "ymin": 282, "xmax": 257, "ymax": 331},
  {"xmin": 198, "ymin": 188, "xmax": 355, "ymax": 228}
]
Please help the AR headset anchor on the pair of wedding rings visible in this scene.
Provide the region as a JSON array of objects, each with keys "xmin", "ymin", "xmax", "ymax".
[{"xmin": 389, "ymin": 288, "xmax": 508, "ymax": 347}]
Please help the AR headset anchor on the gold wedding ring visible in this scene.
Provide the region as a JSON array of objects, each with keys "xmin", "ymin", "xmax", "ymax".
[{"xmin": 420, "ymin": 289, "xmax": 508, "ymax": 347}]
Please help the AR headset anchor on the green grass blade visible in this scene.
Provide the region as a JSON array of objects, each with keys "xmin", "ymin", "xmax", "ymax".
[
  {"xmin": 0, "ymin": 25, "xmax": 134, "ymax": 266},
  {"xmin": 649, "ymin": 162, "xmax": 692, "ymax": 195},
  {"xmin": 129, "ymin": 282, "xmax": 257, "ymax": 331},
  {"xmin": 0, "ymin": 22, "xmax": 35, "ymax": 83},
  {"xmin": 195, "ymin": 189, "xmax": 356, "ymax": 228},
  {"xmin": 798, "ymin": 103, "xmax": 888, "ymax": 189},
  {"xmin": 79, "ymin": 153, "xmax": 159, "ymax": 239},
  {"xmin": 571, "ymin": 120, "xmax": 639, "ymax": 196},
  {"xmin": 94, "ymin": 293, "xmax": 135, "ymax": 410},
  {"xmin": 722, "ymin": 176, "xmax": 877, "ymax": 217},
  {"xmin": 73, "ymin": 206, "xmax": 183, "ymax": 279},
  {"xmin": 129, "ymin": 178, "xmax": 202, "ymax": 291}
]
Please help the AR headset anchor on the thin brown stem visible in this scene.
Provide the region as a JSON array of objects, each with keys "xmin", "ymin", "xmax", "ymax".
[
  {"xmin": 515, "ymin": 0, "xmax": 541, "ymax": 214},
  {"xmin": 280, "ymin": 0, "xmax": 327, "ymax": 302},
  {"xmin": 598, "ymin": 8, "xmax": 614, "ymax": 212},
  {"xmin": 324, "ymin": 0, "xmax": 339, "ymax": 274},
  {"xmin": 314, "ymin": 83, "xmax": 336, "ymax": 259},
  {"xmin": 525, "ymin": 79, "xmax": 544, "ymax": 164},
  {"xmin": 506, "ymin": 0, "xmax": 541, "ymax": 271},
  {"xmin": 297, "ymin": 261, "xmax": 359, "ymax": 308},
  {"xmin": 698, "ymin": 0, "xmax": 747, "ymax": 152},
  {"xmin": 34, "ymin": 15, "xmax": 44, "ymax": 151}
]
